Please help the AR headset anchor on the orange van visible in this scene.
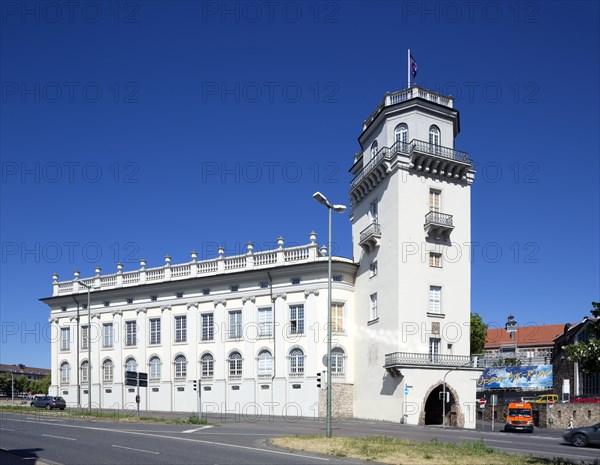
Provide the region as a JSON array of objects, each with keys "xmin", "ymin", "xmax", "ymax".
[{"xmin": 505, "ymin": 402, "xmax": 534, "ymax": 433}]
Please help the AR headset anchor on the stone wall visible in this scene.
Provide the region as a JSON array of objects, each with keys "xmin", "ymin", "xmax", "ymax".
[
  {"xmin": 481, "ymin": 403, "xmax": 600, "ymax": 429},
  {"xmin": 318, "ymin": 383, "xmax": 354, "ymax": 419}
]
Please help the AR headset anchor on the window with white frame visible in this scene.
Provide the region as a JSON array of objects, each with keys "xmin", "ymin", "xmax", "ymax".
[
  {"xmin": 201, "ymin": 313, "xmax": 214, "ymax": 341},
  {"xmin": 125, "ymin": 357, "xmax": 137, "ymax": 373},
  {"xmin": 369, "ymin": 261, "xmax": 378, "ymax": 278},
  {"xmin": 429, "ymin": 125, "xmax": 440, "ymax": 146},
  {"xmin": 289, "ymin": 304, "xmax": 304, "ymax": 335},
  {"xmin": 60, "ymin": 362, "xmax": 70, "ymax": 384},
  {"xmin": 149, "ymin": 356, "xmax": 161, "ymax": 381},
  {"xmin": 174, "ymin": 315, "xmax": 187, "ymax": 343},
  {"xmin": 429, "ymin": 189, "xmax": 441, "ymax": 213},
  {"xmin": 125, "ymin": 321, "xmax": 137, "ymax": 346},
  {"xmin": 103, "ymin": 323, "xmax": 113, "ymax": 348},
  {"xmin": 331, "ymin": 303, "xmax": 344, "ymax": 333},
  {"xmin": 149, "ymin": 318, "xmax": 161, "ymax": 345},
  {"xmin": 395, "ymin": 123, "xmax": 408, "ymax": 144},
  {"xmin": 201, "ymin": 353, "xmax": 214, "ymax": 378},
  {"xmin": 102, "ymin": 359, "xmax": 114, "ymax": 383},
  {"xmin": 331, "ymin": 347, "xmax": 345, "ymax": 376},
  {"xmin": 174, "ymin": 355, "xmax": 187, "ymax": 380},
  {"xmin": 228, "ymin": 351, "xmax": 242, "ymax": 379},
  {"xmin": 81, "ymin": 325, "xmax": 89, "ymax": 350},
  {"xmin": 370, "ymin": 200, "xmax": 378, "ymax": 223},
  {"xmin": 370, "ymin": 293, "xmax": 378, "ymax": 321},
  {"xmin": 258, "ymin": 307, "xmax": 273, "ymax": 337},
  {"xmin": 80, "ymin": 361, "xmax": 89, "ymax": 383},
  {"xmin": 60, "ymin": 327, "xmax": 70, "ymax": 351},
  {"xmin": 429, "ymin": 286, "xmax": 442, "ymax": 314},
  {"xmin": 228, "ymin": 310, "xmax": 242, "ymax": 339},
  {"xmin": 257, "ymin": 350, "xmax": 273, "ymax": 378},
  {"xmin": 289, "ymin": 348, "xmax": 304, "ymax": 377},
  {"xmin": 370, "ymin": 140, "xmax": 378, "ymax": 158},
  {"xmin": 429, "ymin": 252, "xmax": 442, "ymax": 268},
  {"xmin": 429, "ymin": 337, "xmax": 441, "ymax": 362}
]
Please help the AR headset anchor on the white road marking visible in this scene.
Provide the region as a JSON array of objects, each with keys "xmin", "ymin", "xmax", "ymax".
[
  {"xmin": 112, "ymin": 444, "xmax": 159, "ymax": 455},
  {"xmin": 42, "ymin": 433, "xmax": 77, "ymax": 441},
  {"xmin": 182, "ymin": 425, "xmax": 213, "ymax": 433},
  {"xmin": 6, "ymin": 416, "xmax": 330, "ymax": 461},
  {"xmin": 0, "ymin": 427, "xmax": 16, "ymax": 431}
]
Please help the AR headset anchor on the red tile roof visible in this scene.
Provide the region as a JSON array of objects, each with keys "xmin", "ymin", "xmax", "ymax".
[{"xmin": 485, "ymin": 323, "xmax": 568, "ymax": 349}]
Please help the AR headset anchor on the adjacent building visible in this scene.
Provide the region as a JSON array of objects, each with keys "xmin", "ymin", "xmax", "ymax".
[{"xmin": 41, "ymin": 85, "xmax": 481, "ymax": 427}]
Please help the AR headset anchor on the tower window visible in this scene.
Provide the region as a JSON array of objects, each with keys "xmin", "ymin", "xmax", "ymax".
[
  {"xmin": 370, "ymin": 140, "xmax": 378, "ymax": 158},
  {"xmin": 370, "ymin": 293, "xmax": 378, "ymax": 321},
  {"xmin": 369, "ymin": 261, "xmax": 378, "ymax": 278},
  {"xmin": 429, "ymin": 286, "xmax": 442, "ymax": 314},
  {"xmin": 429, "ymin": 252, "xmax": 442, "ymax": 268},
  {"xmin": 395, "ymin": 123, "xmax": 408, "ymax": 145},
  {"xmin": 429, "ymin": 189, "xmax": 441, "ymax": 213},
  {"xmin": 429, "ymin": 125, "xmax": 441, "ymax": 151}
]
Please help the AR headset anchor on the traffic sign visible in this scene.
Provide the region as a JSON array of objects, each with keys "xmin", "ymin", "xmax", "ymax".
[
  {"xmin": 479, "ymin": 398, "xmax": 487, "ymax": 407},
  {"xmin": 404, "ymin": 387, "xmax": 409, "ymax": 395}
]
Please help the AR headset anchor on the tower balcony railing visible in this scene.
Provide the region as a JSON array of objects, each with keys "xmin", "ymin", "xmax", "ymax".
[
  {"xmin": 359, "ymin": 222, "xmax": 381, "ymax": 243},
  {"xmin": 350, "ymin": 140, "xmax": 410, "ymax": 191},
  {"xmin": 424, "ymin": 211, "xmax": 453, "ymax": 228},
  {"xmin": 411, "ymin": 139, "xmax": 471, "ymax": 164},
  {"xmin": 363, "ymin": 85, "xmax": 454, "ymax": 130},
  {"xmin": 384, "ymin": 351, "xmax": 475, "ymax": 368}
]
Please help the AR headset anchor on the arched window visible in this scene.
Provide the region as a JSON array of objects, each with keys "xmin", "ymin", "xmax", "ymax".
[
  {"xmin": 331, "ymin": 348, "xmax": 345, "ymax": 376},
  {"xmin": 429, "ymin": 125, "xmax": 440, "ymax": 146},
  {"xmin": 149, "ymin": 356, "xmax": 161, "ymax": 381},
  {"xmin": 80, "ymin": 361, "xmax": 89, "ymax": 384},
  {"xmin": 125, "ymin": 357, "xmax": 137, "ymax": 373},
  {"xmin": 60, "ymin": 362, "xmax": 70, "ymax": 384},
  {"xmin": 370, "ymin": 141, "xmax": 378, "ymax": 158},
  {"xmin": 289, "ymin": 348, "xmax": 304, "ymax": 377},
  {"xmin": 174, "ymin": 355, "xmax": 187, "ymax": 380},
  {"xmin": 228, "ymin": 351, "xmax": 242, "ymax": 379},
  {"xmin": 395, "ymin": 123, "xmax": 408, "ymax": 145},
  {"xmin": 201, "ymin": 353, "xmax": 214, "ymax": 379},
  {"xmin": 257, "ymin": 350, "xmax": 273, "ymax": 378},
  {"xmin": 103, "ymin": 359, "xmax": 114, "ymax": 383}
]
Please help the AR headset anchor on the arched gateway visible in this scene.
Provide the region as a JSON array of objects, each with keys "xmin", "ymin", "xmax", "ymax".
[{"xmin": 422, "ymin": 383, "xmax": 463, "ymax": 427}]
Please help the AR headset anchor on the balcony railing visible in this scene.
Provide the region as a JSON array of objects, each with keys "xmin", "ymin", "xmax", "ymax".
[
  {"xmin": 363, "ymin": 86, "xmax": 454, "ymax": 129},
  {"xmin": 425, "ymin": 211, "xmax": 453, "ymax": 228},
  {"xmin": 350, "ymin": 140, "xmax": 410, "ymax": 191},
  {"xmin": 411, "ymin": 139, "xmax": 471, "ymax": 164},
  {"xmin": 359, "ymin": 222, "xmax": 381, "ymax": 243},
  {"xmin": 384, "ymin": 351, "xmax": 474, "ymax": 368}
]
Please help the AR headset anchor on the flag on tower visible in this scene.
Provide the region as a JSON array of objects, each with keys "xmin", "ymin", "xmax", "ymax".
[{"xmin": 410, "ymin": 53, "xmax": 418, "ymax": 79}]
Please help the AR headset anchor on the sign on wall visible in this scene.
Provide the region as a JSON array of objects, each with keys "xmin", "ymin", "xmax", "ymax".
[{"xmin": 477, "ymin": 365, "xmax": 553, "ymax": 390}]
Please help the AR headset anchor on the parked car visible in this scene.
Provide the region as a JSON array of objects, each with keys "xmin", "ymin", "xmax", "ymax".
[
  {"xmin": 570, "ymin": 395, "xmax": 600, "ymax": 403},
  {"xmin": 564, "ymin": 423, "xmax": 600, "ymax": 447},
  {"xmin": 31, "ymin": 396, "xmax": 66, "ymax": 410},
  {"xmin": 533, "ymin": 394, "xmax": 559, "ymax": 404}
]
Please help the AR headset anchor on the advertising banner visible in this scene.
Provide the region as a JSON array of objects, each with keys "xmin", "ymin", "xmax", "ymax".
[{"xmin": 477, "ymin": 365, "xmax": 553, "ymax": 390}]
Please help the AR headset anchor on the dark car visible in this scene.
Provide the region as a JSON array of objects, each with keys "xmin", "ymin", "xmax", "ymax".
[
  {"xmin": 30, "ymin": 396, "xmax": 66, "ymax": 410},
  {"xmin": 564, "ymin": 423, "xmax": 600, "ymax": 447}
]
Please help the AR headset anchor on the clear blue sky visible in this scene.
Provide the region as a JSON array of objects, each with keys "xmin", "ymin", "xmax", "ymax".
[{"xmin": 1, "ymin": 1, "xmax": 598, "ymax": 368}]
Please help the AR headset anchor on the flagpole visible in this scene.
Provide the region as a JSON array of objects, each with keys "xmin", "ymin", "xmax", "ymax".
[{"xmin": 407, "ymin": 49, "xmax": 411, "ymax": 87}]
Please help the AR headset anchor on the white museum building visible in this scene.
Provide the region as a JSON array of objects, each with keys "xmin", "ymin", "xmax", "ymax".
[{"xmin": 42, "ymin": 85, "xmax": 482, "ymax": 428}]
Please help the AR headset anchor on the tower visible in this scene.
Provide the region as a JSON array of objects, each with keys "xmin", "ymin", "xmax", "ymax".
[{"xmin": 349, "ymin": 85, "xmax": 479, "ymax": 427}]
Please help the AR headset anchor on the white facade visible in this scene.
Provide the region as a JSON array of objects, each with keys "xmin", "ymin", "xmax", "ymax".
[{"xmin": 43, "ymin": 85, "xmax": 481, "ymax": 427}]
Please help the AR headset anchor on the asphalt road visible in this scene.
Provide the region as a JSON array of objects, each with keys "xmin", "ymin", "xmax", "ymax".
[{"xmin": 1, "ymin": 410, "xmax": 599, "ymax": 464}]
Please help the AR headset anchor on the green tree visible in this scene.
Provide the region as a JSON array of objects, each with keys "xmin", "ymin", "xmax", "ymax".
[
  {"xmin": 470, "ymin": 312, "xmax": 488, "ymax": 355},
  {"xmin": 564, "ymin": 302, "xmax": 600, "ymax": 373},
  {"xmin": 0, "ymin": 372, "xmax": 11, "ymax": 395}
]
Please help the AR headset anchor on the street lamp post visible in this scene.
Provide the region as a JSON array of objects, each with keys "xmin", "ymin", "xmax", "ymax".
[
  {"xmin": 77, "ymin": 280, "xmax": 92, "ymax": 414},
  {"xmin": 312, "ymin": 191, "xmax": 346, "ymax": 439}
]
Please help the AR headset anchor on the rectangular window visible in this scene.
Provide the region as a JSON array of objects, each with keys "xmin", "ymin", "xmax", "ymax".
[
  {"xmin": 289, "ymin": 304, "xmax": 304, "ymax": 335},
  {"xmin": 230, "ymin": 285, "xmax": 239, "ymax": 292},
  {"xmin": 370, "ymin": 293, "xmax": 378, "ymax": 321},
  {"xmin": 333, "ymin": 274, "xmax": 343, "ymax": 282},
  {"xmin": 258, "ymin": 307, "xmax": 273, "ymax": 337},
  {"xmin": 103, "ymin": 363, "xmax": 113, "ymax": 383},
  {"xmin": 331, "ymin": 303, "xmax": 344, "ymax": 333},
  {"xmin": 149, "ymin": 318, "xmax": 161, "ymax": 345},
  {"xmin": 125, "ymin": 321, "xmax": 137, "ymax": 346},
  {"xmin": 174, "ymin": 315, "xmax": 187, "ymax": 343},
  {"xmin": 429, "ymin": 337, "xmax": 441, "ymax": 362},
  {"xmin": 429, "ymin": 189, "xmax": 441, "ymax": 213},
  {"xmin": 291, "ymin": 277, "xmax": 301, "ymax": 285},
  {"xmin": 202, "ymin": 288, "xmax": 210, "ymax": 295},
  {"xmin": 369, "ymin": 261, "xmax": 378, "ymax": 278},
  {"xmin": 370, "ymin": 200, "xmax": 378, "ymax": 223},
  {"xmin": 429, "ymin": 252, "xmax": 442, "ymax": 268},
  {"xmin": 229, "ymin": 310, "xmax": 242, "ymax": 339},
  {"xmin": 103, "ymin": 323, "xmax": 113, "ymax": 348},
  {"xmin": 81, "ymin": 363, "xmax": 88, "ymax": 384},
  {"xmin": 81, "ymin": 325, "xmax": 89, "ymax": 350},
  {"xmin": 429, "ymin": 286, "xmax": 442, "ymax": 314},
  {"xmin": 60, "ymin": 327, "xmax": 70, "ymax": 351},
  {"xmin": 259, "ymin": 281, "xmax": 269, "ymax": 289},
  {"xmin": 201, "ymin": 313, "xmax": 214, "ymax": 341},
  {"xmin": 150, "ymin": 295, "xmax": 158, "ymax": 301}
]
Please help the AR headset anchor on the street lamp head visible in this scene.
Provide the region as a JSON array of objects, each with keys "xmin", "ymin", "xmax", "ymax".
[
  {"xmin": 312, "ymin": 191, "xmax": 329, "ymax": 207},
  {"xmin": 332, "ymin": 204, "xmax": 347, "ymax": 213}
]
